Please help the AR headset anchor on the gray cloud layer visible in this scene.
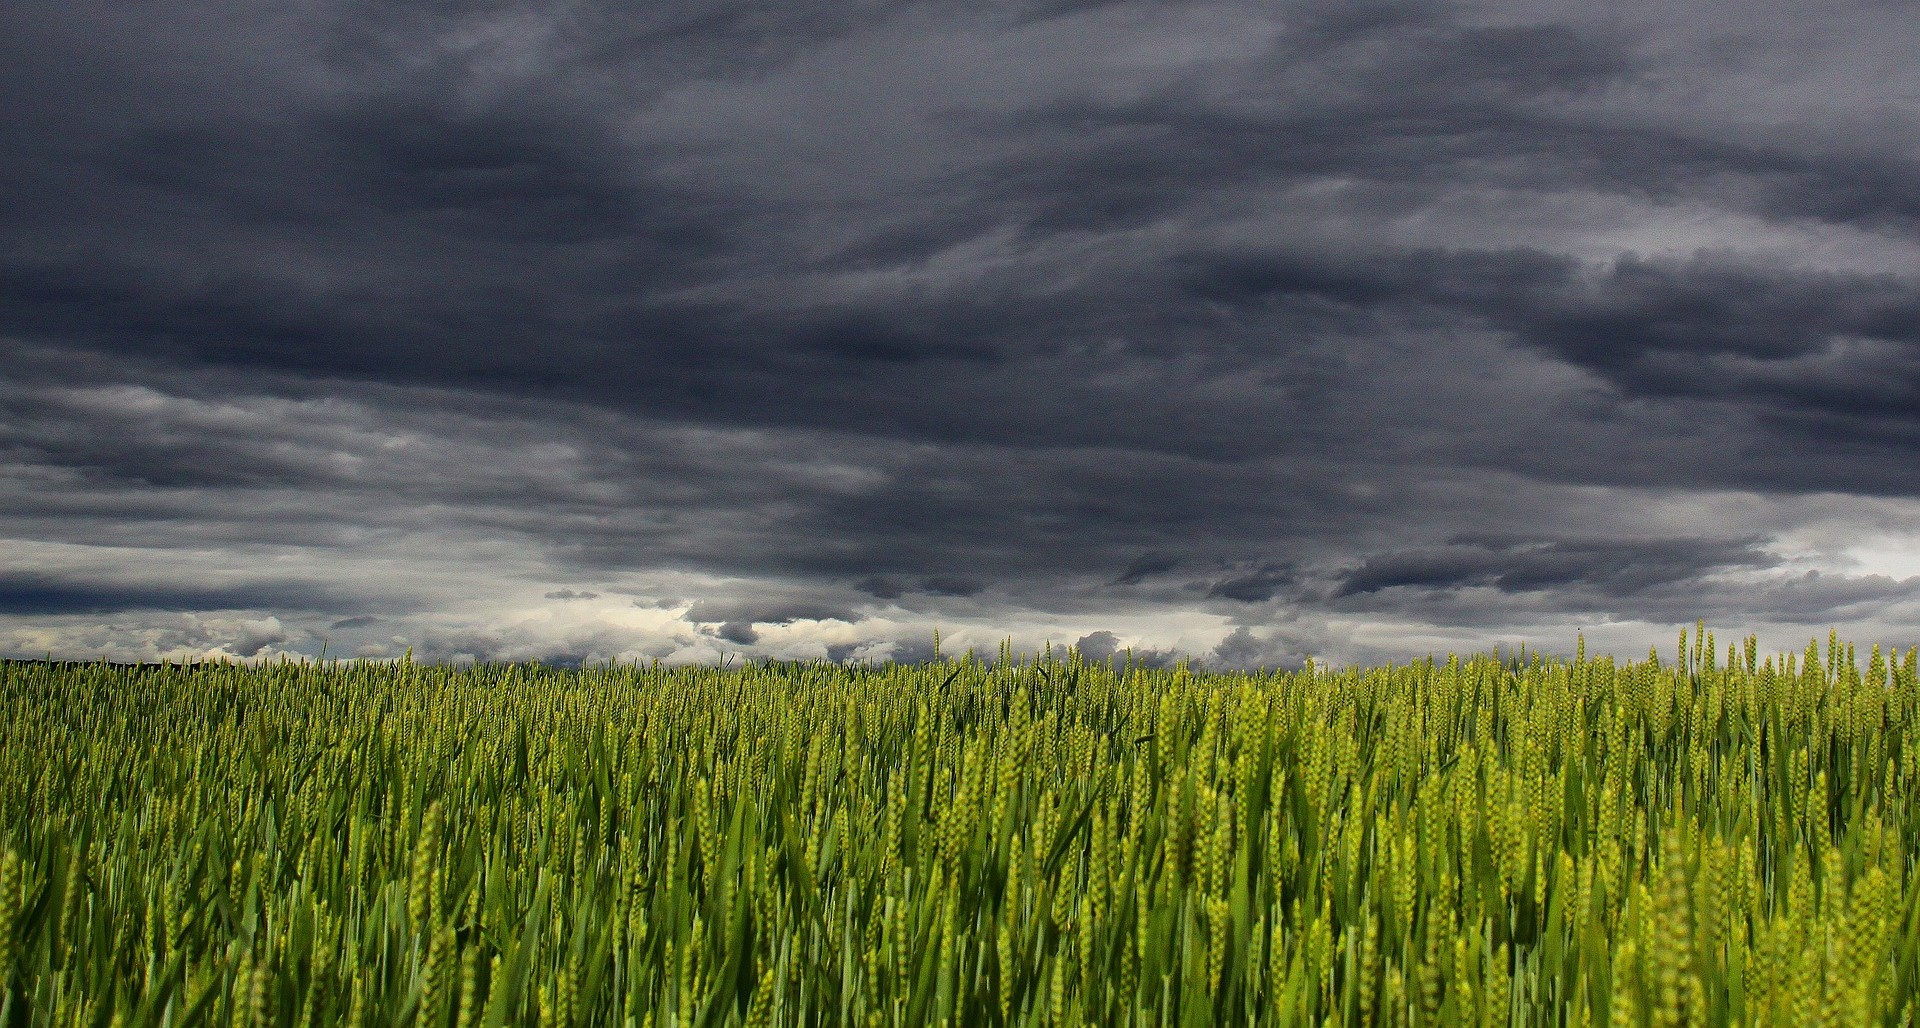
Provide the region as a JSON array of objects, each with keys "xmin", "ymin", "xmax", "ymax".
[{"xmin": 4, "ymin": 0, "xmax": 1919, "ymax": 665}]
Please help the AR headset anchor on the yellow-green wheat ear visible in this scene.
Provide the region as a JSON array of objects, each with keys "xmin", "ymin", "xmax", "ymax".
[
  {"xmin": 0, "ymin": 848, "xmax": 19, "ymax": 989},
  {"xmin": 410, "ymin": 800, "xmax": 445, "ymax": 935}
]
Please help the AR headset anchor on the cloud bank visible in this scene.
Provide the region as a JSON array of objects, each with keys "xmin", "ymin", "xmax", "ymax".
[{"xmin": 4, "ymin": 0, "xmax": 1919, "ymax": 666}]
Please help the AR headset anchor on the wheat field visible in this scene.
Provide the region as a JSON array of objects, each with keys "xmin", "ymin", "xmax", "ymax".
[{"xmin": 2, "ymin": 626, "xmax": 1917, "ymax": 1026}]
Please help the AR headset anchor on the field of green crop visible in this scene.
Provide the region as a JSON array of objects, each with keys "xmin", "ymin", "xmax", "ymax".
[{"xmin": 1, "ymin": 627, "xmax": 1918, "ymax": 1026}]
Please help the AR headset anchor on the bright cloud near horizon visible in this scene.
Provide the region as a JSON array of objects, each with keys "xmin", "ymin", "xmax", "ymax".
[{"xmin": 3, "ymin": 0, "xmax": 1919, "ymax": 667}]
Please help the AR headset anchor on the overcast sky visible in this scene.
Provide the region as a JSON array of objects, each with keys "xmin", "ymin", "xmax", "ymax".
[{"xmin": 5, "ymin": 0, "xmax": 1919, "ymax": 667}]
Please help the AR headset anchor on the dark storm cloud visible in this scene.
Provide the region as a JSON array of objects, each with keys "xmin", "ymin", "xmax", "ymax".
[
  {"xmin": 1180, "ymin": 247, "xmax": 1920, "ymax": 381},
  {"xmin": 919, "ymin": 576, "xmax": 987, "ymax": 597},
  {"xmin": 1208, "ymin": 564, "xmax": 1296, "ymax": 603},
  {"xmin": 983, "ymin": 21, "xmax": 1641, "ymax": 233},
  {"xmin": 1115, "ymin": 553, "xmax": 1182, "ymax": 586},
  {"xmin": 1333, "ymin": 538, "xmax": 1778, "ymax": 599},
  {"xmin": 1738, "ymin": 572, "xmax": 1920, "ymax": 626},
  {"xmin": 5, "ymin": 0, "xmax": 1920, "ymax": 662},
  {"xmin": 728, "ymin": 445, "xmax": 1360, "ymax": 591},
  {"xmin": 0, "ymin": 573, "xmax": 351, "ymax": 616},
  {"xmin": 1177, "ymin": 247, "xmax": 1920, "ymax": 480},
  {"xmin": 1760, "ymin": 151, "xmax": 1920, "ymax": 237},
  {"xmin": 714, "ymin": 622, "xmax": 760, "ymax": 646},
  {"xmin": 1069, "ymin": 630, "xmax": 1181, "ymax": 667},
  {"xmin": 987, "ymin": 7, "xmax": 1920, "ymax": 238},
  {"xmin": 7, "ymin": 0, "xmax": 1914, "ymax": 468},
  {"xmin": 1073, "ymin": 630, "xmax": 1120, "ymax": 662},
  {"xmin": 1323, "ymin": 562, "xmax": 1920, "ymax": 636},
  {"xmin": 853, "ymin": 575, "xmax": 987, "ymax": 600},
  {"xmin": 855, "ymin": 577, "xmax": 909, "ymax": 600},
  {"xmin": 1212, "ymin": 625, "xmax": 1313, "ymax": 672}
]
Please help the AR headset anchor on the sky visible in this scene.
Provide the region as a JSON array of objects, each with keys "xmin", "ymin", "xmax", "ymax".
[{"xmin": 4, "ymin": 0, "xmax": 1919, "ymax": 668}]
